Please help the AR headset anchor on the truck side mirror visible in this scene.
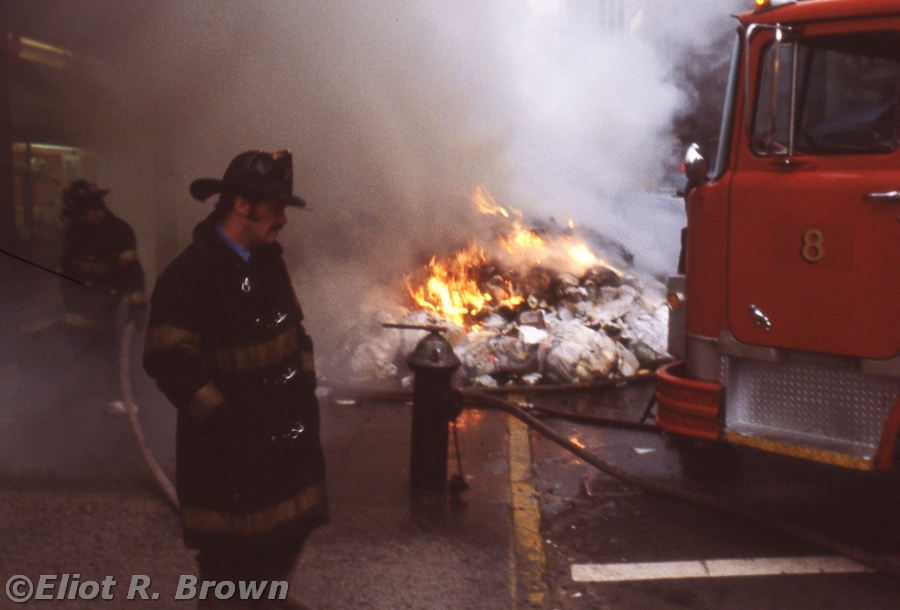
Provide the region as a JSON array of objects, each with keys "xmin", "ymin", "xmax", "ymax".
[{"xmin": 682, "ymin": 143, "xmax": 709, "ymax": 188}]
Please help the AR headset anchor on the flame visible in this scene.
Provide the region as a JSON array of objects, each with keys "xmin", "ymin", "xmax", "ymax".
[
  {"xmin": 407, "ymin": 243, "xmax": 523, "ymax": 328},
  {"xmin": 564, "ymin": 241, "xmax": 598, "ymax": 267},
  {"xmin": 562, "ymin": 235, "xmax": 625, "ymax": 278},
  {"xmin": 569, "ymin": 436, "xmax": 586, "ymax": 449},
  {"xmin": 500, "ymin": 221, "xmax": 545, "ymax": 253},
  {"xmin": 472, "ymin": 190, "xmax": 547, "ymax": 257},
  {"xmin": 472, "ymin": 185, "xmax": 510, "ymax": 218},
  {"xmin": 405, "ymin": 186, "xmax": 616, "ymax": 329}
]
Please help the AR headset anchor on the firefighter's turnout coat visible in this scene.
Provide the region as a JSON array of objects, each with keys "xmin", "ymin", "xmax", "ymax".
[
  {"xmin": 61, "ymin": 211, "xmax": 146, "ymax": 330},
  {"xmin": 143, "ymin": 214, "xmax": 328, "ymax": 550}
]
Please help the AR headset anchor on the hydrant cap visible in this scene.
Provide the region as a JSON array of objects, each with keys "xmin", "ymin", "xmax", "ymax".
[{"xmin": 406, "ymin": 331, "xmax": 461, "ymax": 370}]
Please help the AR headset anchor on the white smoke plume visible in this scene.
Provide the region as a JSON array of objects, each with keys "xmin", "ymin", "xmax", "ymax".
[
  {"xmin": 1, "ymin": 0, "xmax": 755, "ymax": 477},
  {"xmin": 28, "ymin": 0, "xmax": 752, "ymax": 366}
]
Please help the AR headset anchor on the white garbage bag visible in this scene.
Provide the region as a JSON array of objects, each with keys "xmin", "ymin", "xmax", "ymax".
[{"xmin": 544, "ymin": 320, "xmax": 617, "ymax": 383}]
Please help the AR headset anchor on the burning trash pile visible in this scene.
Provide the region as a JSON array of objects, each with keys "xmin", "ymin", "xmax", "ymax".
[{"xmin": 335, "ymin": 187, "xmax": 669, "ymax": 389}]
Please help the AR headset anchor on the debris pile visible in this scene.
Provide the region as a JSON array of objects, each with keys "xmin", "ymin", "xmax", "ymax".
[
  {"xmin": 337, "ymin": 266, "xmax": 669, "ymax": 389},
  {"xmin": 333, "ymin": 186, "xmax": 670, "ymax": 389}
]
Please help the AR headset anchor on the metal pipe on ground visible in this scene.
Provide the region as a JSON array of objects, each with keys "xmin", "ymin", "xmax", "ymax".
[
  {"xmin": 329, "ymin": 370, "xmax": 662, "ymax": 432},
  {"xmin": 515, "ymin": 404, "xmax": 659, "ymax": 432},
  {"xmin": 460, "ymin": 388, "xmax": 900, "ymax": 580}
]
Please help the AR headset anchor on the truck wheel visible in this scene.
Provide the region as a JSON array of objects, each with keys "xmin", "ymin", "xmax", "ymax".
[{"xmin": 674, "ymin": 437, "xmax": 741, "ymax": 486}]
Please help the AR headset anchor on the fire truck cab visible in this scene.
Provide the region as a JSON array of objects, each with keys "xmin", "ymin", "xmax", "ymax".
[{"xmin": 657, "ymin": 0, "xmax": 900, "ymax": 475}]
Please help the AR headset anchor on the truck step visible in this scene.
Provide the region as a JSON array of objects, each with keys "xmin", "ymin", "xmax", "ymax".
[{"xmin": 723, "ymin": 357, "xmax": 900, "ymax": 467}]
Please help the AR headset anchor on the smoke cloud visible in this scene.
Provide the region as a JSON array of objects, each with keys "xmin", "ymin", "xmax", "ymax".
[
  {"xmin": 23, "ymin": 0, "xmax": 751, "ymax": 370},
  {"xmin": 0, "ymin": 0, "xmax": 755, "ymax": 480}
]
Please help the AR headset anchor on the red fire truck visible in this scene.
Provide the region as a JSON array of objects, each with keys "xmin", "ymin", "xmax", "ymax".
[{"xmin": 656, "ymin": 0, "xmax": 900, "ymax": 477}]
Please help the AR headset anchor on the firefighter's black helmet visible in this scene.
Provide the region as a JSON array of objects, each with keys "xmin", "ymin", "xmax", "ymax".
[
  {"xmin": 62, "ymin": 180, "xmax": 109, "ymax": 219},
  {"xmin": 189, "ymin": 149, "xmax": 306, "ymax": 208}
]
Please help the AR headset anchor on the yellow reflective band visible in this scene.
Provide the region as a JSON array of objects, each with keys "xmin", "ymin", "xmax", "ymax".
[
  {"xmin": 213, "ymin": 327, "xmax": 300, "ymax": 372},
  {"xmin": 128, "ymin": 291, "xmax": 146, "ymax": 305},
  {"xmin": 119, "ymin": 249, "xmax": 138, "ymax": 264},
  {"xmin": 187, "ymin": 383, "xmax": 225, "ymax": 422},
  {"xmin": 181, "ymin": 481, "xmax": 327, "ymax": 537},
  {"xmin": 144, "ymin": 324, "xmax": 202, "ymax": 354},
  {"xmin": 724, "ymin": 431, "xmax": 874, "ymax": 471}
]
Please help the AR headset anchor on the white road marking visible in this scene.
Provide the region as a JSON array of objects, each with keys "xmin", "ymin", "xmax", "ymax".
[{"xmin": 571, "ymin": 556, "xmax": 873, "ymax": 582}]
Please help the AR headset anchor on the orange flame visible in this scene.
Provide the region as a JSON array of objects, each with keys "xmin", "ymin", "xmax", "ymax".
[
  {"xmin": 405, "ymin": 186, "xmax": 618, "ymax": 328},
  {"xmin": 472, "ymin": 188, "xmax": 545, "ymax": 257},
  {"xmin": 407, "ymin": 243, "xmax": 523, "ymax": 328},
  {"xmin": 564, "ymin": 240, "xmax": 600, "ymax": 268},
  {"xmin": 472, "ymin": 185, "xmax": 511, "ymax": 218},
  {"xmin": 500, "ymin": 221, "xmax": 545, "ymax": 253}
]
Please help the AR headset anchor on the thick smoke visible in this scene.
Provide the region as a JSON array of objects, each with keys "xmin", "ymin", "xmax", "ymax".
[
  {"xmin": 1, "ymin": 0, "xmax": 753, "ymax": 476},
  {"xmin": 22, "ymin": 0, "xmax": 751, "ymax": 371}
]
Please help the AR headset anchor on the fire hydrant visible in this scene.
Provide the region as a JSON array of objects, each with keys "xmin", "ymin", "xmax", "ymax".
[{"xmin": 406, "ymin": 328, "xmax": 462, "ymax": 494}]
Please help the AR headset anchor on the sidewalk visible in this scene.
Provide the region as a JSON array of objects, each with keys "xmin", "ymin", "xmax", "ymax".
[
  {"xmin": 297, "ymin": 399, "xmax": 514, "ymax": 609},
  {"xmin": 0, "ymin": 376, "xmax": 519, "ymax": 609}
]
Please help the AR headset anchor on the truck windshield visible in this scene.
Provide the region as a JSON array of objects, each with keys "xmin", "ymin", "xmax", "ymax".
[{"xmin": 753, "ymin": 30, "xmax": 900, "ymax": 156}]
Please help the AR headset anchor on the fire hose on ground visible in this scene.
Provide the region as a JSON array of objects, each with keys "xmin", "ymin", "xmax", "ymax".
[
  {"xmin": 118, "ymin": 320, "xmax": 180, "ymax": 511},
  {"xmin": 458, "ymin": 388, "xmax": 900, "ymax": 580},
  {"xmin": 395, "ymin": 323, "xmax": 900, "ymax": 579}
]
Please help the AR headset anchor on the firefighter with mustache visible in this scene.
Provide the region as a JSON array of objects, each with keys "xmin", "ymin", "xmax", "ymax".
[{"xmin": 143, "ymin": 150, "xmax": 327, "ymax": 609}]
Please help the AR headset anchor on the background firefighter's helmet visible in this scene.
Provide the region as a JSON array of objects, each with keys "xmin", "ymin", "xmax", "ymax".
[
  {"xmin": 189, "ymin": 149, "xmax": 307, "ymax": 207},
  {"xmin": 62, "ymin": 180, "xmax": 109, "ymax": 219}
]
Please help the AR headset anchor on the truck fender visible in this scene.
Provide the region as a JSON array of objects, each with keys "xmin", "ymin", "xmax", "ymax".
[{"xmin": 875, "ymin": 395, "xmax": 900, "ymax": 472}]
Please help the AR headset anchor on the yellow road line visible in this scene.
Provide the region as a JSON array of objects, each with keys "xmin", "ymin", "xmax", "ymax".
[{"xmin": 508, "ymin": 413, "xmax": 549, "ymax": 608}]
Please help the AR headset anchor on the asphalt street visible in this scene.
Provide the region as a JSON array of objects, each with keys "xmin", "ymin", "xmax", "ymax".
[
  {"xmin": 2, "ymin": 358, "xmax": 900, "ymax": 609},
  {"xmin": 527, "ymin": 408, "xmax": 900, "ymax": 609}
]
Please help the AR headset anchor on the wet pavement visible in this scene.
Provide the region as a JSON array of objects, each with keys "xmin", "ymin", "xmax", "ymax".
[
  {"xmin": 3, "ymin": 355, "xmax": 900, "ymax": 609},
  {"xmin": 527, "ymin": 409, "xmax": 900, "ymax": 610},
  {"xmin": 0, "ymin": 355, "xmax": 517, "ymax": 609},
  {"xmin": 295, "ymin": 400, "xmax": 512, "ymax": 609}
]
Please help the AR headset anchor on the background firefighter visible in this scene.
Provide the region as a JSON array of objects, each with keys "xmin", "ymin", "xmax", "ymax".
[
  {"xmin": 55, "ymin": 179, "xmax": 147, "ymax": 413},
  {"xmin": 143, "ymin": 150, "xmax": 328, "ymax": 609},
  {"xmin": 60, "ymin": 179, "xmax": 147, "ymax": 334}
]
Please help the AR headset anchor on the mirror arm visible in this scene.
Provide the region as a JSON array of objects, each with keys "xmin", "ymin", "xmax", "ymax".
[
  {"xmin": 742, "ymin": 23, "xmax": 802, "ymax": 145},
  {"xmin": 743, "ymin": 23, "xmax": 762, "ymax": 143},
  {"xmin": 788, "ymin": 40, "xmax": 799, "ymax": 156}
]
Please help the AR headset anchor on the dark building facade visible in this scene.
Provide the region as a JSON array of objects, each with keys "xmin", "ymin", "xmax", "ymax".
[{"xmin": 1, "ymin": 1, "xmax": 163, "ymax": 343}]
